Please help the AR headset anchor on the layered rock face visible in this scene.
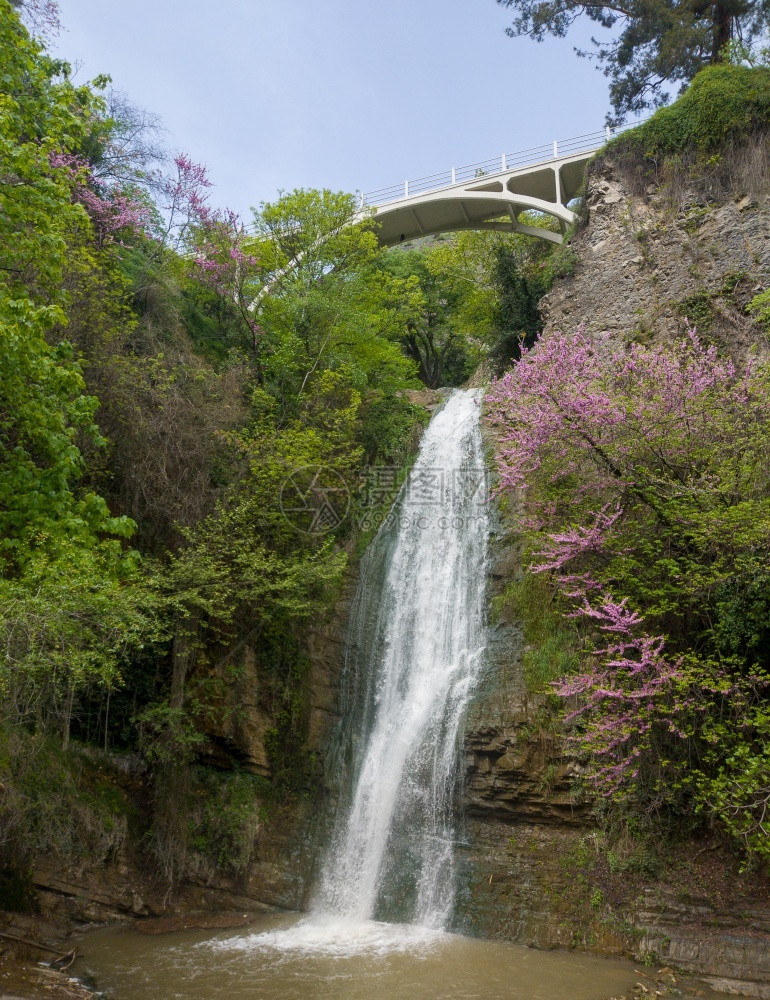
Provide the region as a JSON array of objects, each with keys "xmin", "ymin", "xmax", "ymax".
[
  {"xmin": 207, "ymin": 563, "xmax": 359, "ymax": 778},
  {"xmin": 541, "ymin": 156, "xmax": 770, "ymax": 361}
]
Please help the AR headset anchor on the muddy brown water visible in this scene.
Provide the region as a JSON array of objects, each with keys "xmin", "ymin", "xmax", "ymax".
[{"xmin": 73, "ymin": 912, "xmax": 641, "ymax": 999}]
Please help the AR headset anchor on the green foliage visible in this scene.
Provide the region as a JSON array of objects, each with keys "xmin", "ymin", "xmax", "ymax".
[
  {"xmin": 181, "ymin": 280, "xmax": 251, "ymax": 361},
  {"xmin": 607, "ymin": 65, "xmax": 770, "ymax": 163},
  {"xmin": 605, "ymin": 839, "xmax": 661, "ymax": 878},
  {"xmin": 0, "ymin": 725, "xmax": 133, "ymax": 875},
  {"xmin": 677, "ymin": 292, "xmax": 714, "ymax": 332},
  {"xmin": 539, "ymin": 238, "xmax": 579, "ymax": 285},
  {"xmin": 0, "ymin": 548, "xmax": 161, "ymax": 732},
  {"xmin": 136, "ymin": 700, "xmax": 209, "ymax": 768},
  {"xmin": 0, "ymin": 14, "xmax": 134, "ymax": 573},
  {"xmin": 185, "ymin": 768, "xmax": 266, "ymax": 876},
  {"xmin": 0, "ymin": 2, "xmax": 95, "ymax": 299},
  {"xmin": 360, "ymin": 394, "xmax": 428, "ymax": 466},
  {"xmin": 372, "ymin": 226, "xmax": 568, "ymax": 385},
  {"xmin": 253, "ymin": 188, "xmax": 379, "ymax": 287},
  {"xmin": 161, "ymin": 371, "xmax": 358, "ymax": 642},
  {"xmin": 693, "ymin": 698, "xmax": 770, "ymax": 864},
  {"xmin": 146, "ymin": 761, "xmax": 270, "ymax": 888},
  {"xmin": 0, "ymin": 3, "xmax": 156, "ymax": 732},
  {"xmin": 748, "ymin": 288, "xmax": 770, "ymax": 333},
  {"xmin": 498, "ymin": 573, "xmax": 579, "ymax": 693},
  {"xmin": 523, "ymin": 634, "xmax": 579, "ymax": 695},
  {"xmin": 375, "ymin": 247, "xmax": 478, "ymax": 387},
  {"xmin": 491, "ymin": 245, "xmax": 546, "ymax": 367},
  {"xmin": 714, "ymin": 566, "xmax": 770, "ymax": 664},
  {"xmin": 497, "ymin": 0, "xmax": 770, "ymax": 118},
  {"xmin": 723, "ymin": 38, "xmax": 770, "ymax": 68},
  {"xmin": 0, "ymin": 306, "xmax": 131, "ymax": 574}
]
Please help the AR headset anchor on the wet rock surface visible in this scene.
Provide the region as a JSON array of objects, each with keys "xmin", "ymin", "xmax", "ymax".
[{"xmin": 464, "ymin": 719, "xmax": 592, "ymax": 826}]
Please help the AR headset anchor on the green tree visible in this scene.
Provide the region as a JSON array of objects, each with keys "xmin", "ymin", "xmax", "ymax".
[
  {"xmin": 377, "ymin": 246, "xmax": 480, "ymax": 388},
  {"xmin": 491, "ymin": 241, "xmax": 549, "ymax": 367},
  {"xmin": 496, "ymin": 0, "xmax": 770, "ymax": 117},
  {"xmin": 0, "ymin": 3, "xmax": 152, "ymax": 734},
  {"xmin": 244, "ymin": 188, "xmax": 426, "ymax": 462},
  {"xmin": 0, "ymin": 1, "xmax": 126, "ymax": 571}
]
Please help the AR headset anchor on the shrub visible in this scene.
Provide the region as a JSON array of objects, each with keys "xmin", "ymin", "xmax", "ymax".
[
  {"xmin": 748, "ymin": 289, "xmax": 770, "ymax": 334},
  {"xmin": 186, "ymin": 768, "xmax": 267, "ymax": 878},
  {"xmin": 609, "ymin": 65, "xmax": 770, "ymax": 160},
  {"xmin": 0, "ymin": 726, "xmax": 132, "ymax": 878},
  {"xmin": 598, "ymin": 66, "xmax": 770, "ymax": 201},
  {"xmin": 499, "ymin": 573, "xmax": 579, "ymax": 693},
  {"xmin": 147, "ymin": 763, "xmax": 268, "ymax": 890}
]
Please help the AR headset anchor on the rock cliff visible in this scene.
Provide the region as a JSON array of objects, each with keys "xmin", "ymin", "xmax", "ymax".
[
  {"xmin": 541, "ymin": 156, "xmax": 770, "ymax": 361},
  {"xmin": 204, "ymin": 562, "xmax": 359, "ymax": 780},
  {"xmin": 456, "ymin": 513, "xmax": 770, "ymax": 996}
]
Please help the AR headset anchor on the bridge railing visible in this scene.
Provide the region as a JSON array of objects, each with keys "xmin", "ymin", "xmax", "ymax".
[{"xmin": 361, "ymin": 119, "xmax": 648, "ymax": 207}]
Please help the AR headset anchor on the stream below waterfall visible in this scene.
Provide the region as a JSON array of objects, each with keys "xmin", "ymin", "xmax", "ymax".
[
  {"xmin": 71, "ymin": 391, "xmax": 640, "ymax": 998},
  {"xmin": 72, "ymin": 913, "xmax": 639, "ymax": 999}
]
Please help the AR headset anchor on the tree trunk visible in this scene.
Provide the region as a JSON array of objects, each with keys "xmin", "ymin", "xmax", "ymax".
[
  {"xmin": 61, "ymin": 682, "xmax": 74, "ymax": 750},
  {"xmin": 712, "ymin": 1, "xmax": 734, "ymax": 60}
]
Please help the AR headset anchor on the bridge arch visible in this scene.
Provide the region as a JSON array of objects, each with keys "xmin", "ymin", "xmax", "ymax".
[{"xmin": 365, "ymin": 149, "xmax": 593, "ymax": 247}]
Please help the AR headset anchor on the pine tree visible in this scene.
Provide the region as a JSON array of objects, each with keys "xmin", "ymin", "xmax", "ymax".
[{"xmin": 497, "ymin": 0, "xmax": 770, "ymax": 117}]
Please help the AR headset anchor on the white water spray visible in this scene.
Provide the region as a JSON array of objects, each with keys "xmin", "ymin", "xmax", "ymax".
[{"xmin": 314, "ymin": 388, "xmax": 489, "ymax": 929}]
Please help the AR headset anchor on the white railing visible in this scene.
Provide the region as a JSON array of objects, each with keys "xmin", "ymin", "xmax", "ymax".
[{"xmin": 360, "ymin": 118, "xmax": 648, "ymax": 208}]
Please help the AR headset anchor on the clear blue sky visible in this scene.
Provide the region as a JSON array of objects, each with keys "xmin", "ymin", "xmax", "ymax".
[{"xmin": 53, "ymin": 0, "xmax": 614, "ymax": 220}]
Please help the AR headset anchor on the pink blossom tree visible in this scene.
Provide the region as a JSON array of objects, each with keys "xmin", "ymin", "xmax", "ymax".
[
  {"xmin": 13, "ymin": 0, "xmax": 60, "ymax": 38},
  {"xmin": 154, "ymin": 154, "xmax": 214, "ymax": 250},
  {"xmin": 487, "ymin": 329, "xmax": 770, "ymax": 845},
  {"xmin": 191, "ymin": 209, "xmax": 264, "ymax": 351},
  {"xmin": 50, "ymin": 152, "xmax": 149, "ymax": 245}
]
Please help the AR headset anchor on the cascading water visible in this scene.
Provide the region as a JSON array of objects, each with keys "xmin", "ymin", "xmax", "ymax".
[
  {"xmin": 314, "ymin": 388, "xmax": 489, "ymax": 930},
  {"xmin": 209, "ymin": 388, "xmax": 490, "ymax": 955}
]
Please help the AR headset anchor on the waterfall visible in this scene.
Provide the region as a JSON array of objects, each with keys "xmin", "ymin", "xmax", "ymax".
[
  {"xmin": 209, "ymin": 389, "xmax": 490, "ymax": 958},
  {"xmin": 314, "ymin": 388, "xmax": 489, "ymax": 929}
]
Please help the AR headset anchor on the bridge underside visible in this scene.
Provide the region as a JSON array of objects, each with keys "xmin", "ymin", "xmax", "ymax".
[{"xmin": 371, "ymin": 150, "xmax": 590, "ymax": 247}]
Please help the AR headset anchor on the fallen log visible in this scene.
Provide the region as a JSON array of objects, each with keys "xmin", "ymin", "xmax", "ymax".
[{"xmin": 0, "ymin": 929, "xmax": 67, "ymax": 957}]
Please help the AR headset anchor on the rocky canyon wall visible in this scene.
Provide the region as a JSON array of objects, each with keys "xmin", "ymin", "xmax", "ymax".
[{"xmin": 541, "ymin": 155, "xmax": 770, "ymax": 360}]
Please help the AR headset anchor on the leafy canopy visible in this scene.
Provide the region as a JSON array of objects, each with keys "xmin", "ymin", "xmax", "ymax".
[
  {"xmin": 0, "ymin": 1, "xmax": 153, "ymax": 714},
  {"xmin": 496, "ymin": 0, "xmax": 770, "ymax": 117}
]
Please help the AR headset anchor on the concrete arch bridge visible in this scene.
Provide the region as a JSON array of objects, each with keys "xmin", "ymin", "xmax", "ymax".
[{"xmin": 360, "ymin": 123, "xmax": 638, "ymax": 247}]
